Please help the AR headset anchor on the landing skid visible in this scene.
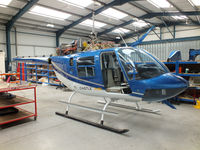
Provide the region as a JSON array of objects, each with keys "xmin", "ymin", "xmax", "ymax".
[
  {"xmin": 55, "ymin": 112, "xmax": 129, "ymax": 134},
  {"xmin": 55, "ymin": 92, "xmax": 129, "ymax": 134}
]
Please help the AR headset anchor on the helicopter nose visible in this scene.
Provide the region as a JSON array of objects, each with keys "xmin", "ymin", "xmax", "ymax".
[{"xmin": 143, "ymin": 73, "xmax": 188, "ymax": 101}]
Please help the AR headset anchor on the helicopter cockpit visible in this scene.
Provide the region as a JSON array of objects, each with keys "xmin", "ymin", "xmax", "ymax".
[
  {"xmin": 118, "ymin": 48, "xmax": 169, "ymax": 81},
  {"xmin": 100, "ymin": 47, "xmax": 170, "ymax": 94}
]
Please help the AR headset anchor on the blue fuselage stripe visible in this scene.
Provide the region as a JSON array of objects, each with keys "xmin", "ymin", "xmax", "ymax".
[{"xmin": 53, "ymin": 62, "xmax": 104, "ymax": 88}]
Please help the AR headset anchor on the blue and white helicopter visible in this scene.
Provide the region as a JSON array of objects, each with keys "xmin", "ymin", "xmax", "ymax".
[{"xmin": 14, "ymin": 26, "xmax": 188, "ymax": 133}]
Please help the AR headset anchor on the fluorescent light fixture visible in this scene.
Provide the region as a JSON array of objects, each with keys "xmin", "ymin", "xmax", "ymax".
[
  {"xmin": 47, "ymin": 24, "xmax": 54, "ymax": 28},
  {"xmin": 116, "ymin": 37, "xmax": 121, "ymax": 39},
  {"xmin": 101, "ymin": 8, "xmax": 128, "ymax": 19},
  {"xmin": 29, "ymin": 6, "xmax": 71, "ymax": 20},
  {"xmin": 113, "ymin": 28, "xmax": 130, "ymax": 33},
  {"xmin": 0, "ymin": 0, "xmax": 12, "ymax": 5},
  {"xmin": 0, "ymin": 4, "xmax": 7, "ymax": 8},
  {"xmin": 188, "ymin": 0, "xmax": 200, "ymax": 6},
  {"xmin": 58, "ymin": 0, "xmax": 93, "ymax": 8},
  {"xmin": 80, "ymin": 19, "xmax": 106, "ymax": 28},
  {"xmin": 94, "ymin": 1, "xmax": 102, "ymax": 6},
  {"xmin": 132, "ymin": 20, "xmax": 148, "ymax": 28},
  {"xmin": 147, "ymin": 0, "xmax": 173, "ymax": 8},
  {"xmin": 172, "ymin": 15, "xmax": 188, "ymax": 20}
]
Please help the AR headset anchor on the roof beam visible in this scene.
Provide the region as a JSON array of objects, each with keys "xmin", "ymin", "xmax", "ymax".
[
  {"xmin": 56, "ymin": 0, "xmax": 133, "ymax": 38},
  {"xmin": 128, "ymin": 1, "xmax": 165, "ymax": 22},
  {"xmin": 122, "ymin": 22, "xmax": 179, "ymax": 40},
  {"xmin": 36, "ymin": 3, "xmax": 125, "ymax": 31},
  {"xmin": 167, "ymin": 0, "xmax": 199, "ymax": 25},
  {"xmin": 6, "ymin": 0, "xmax": 38, "ymax": 72},
  {"xmin": 0, "ymin": 12, "xmax": 104, "ymax": 36},
  {"xmin": 128, "ymin": 1, "xmax": 163, "ymax": 39},
  {"xmin": 80, "ymin": 1, "xmax": 135, "ymax": 32},
  {"xmin": 97, "ymin": 0, "xmax": 165, "ymax": 39},
  {"xmin": 94, "ymin": 0, "xmax": 151, "ymax": 31},
  {"xmin": 161, "ymin": 17, "xmax": 174, "ymax": 38},
  {"xmin": 6, "ymin": 0, "xmax": 39, "ymax": 30},
  {"xmin": 140, "ymin": 11, "xmax": 200, "ymax": 20},
  {"xmin": 186, "ymin": 0, "xmax": 200, "ymax": 24},
  {"xmin": 98, "ymin": 20, "xmax": 135, "ymax": 36},
  {"xmin": 5, "ymin": 3, "xmax": 132, "ymax": 32}
]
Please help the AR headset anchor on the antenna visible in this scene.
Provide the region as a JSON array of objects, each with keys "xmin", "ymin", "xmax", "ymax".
[{"xmin": 117, "ymin": 29, "xmax": 128, "ymax": 47}]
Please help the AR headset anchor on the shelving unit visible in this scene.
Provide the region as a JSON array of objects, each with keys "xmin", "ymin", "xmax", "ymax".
[
  {"xmin": 164, "ymin": 61, "xmax": 200, "ymax": 103},
  {"xmin": 0, "ymin": 85, "xmax": 37, "ymax": 126},
  {"xmin": 18, "ymin": 63, "xmax": 60, "ymax": 86}
]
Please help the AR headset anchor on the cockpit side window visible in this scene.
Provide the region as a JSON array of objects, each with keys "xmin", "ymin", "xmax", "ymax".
[
  {"xmin": 119, "ymin": 55, "xmax": 134, "ymax": 80},
  {"xmin": 118, "ymin": 48, "xmax": 167, "ymax": 80}
]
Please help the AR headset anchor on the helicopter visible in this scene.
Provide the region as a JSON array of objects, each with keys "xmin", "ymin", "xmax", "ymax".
[{"xmin": 14, "ymin": 26, "xmax": 188, "ymax": 134}]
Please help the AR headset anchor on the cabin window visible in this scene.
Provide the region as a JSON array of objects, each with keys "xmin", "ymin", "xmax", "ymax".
[
  {"xmin": 77, "ymin": 56, "xmax": 95, "ymax": 77},
  {"xmin": 77, "ymin": 67, "xmax": 95, "ymax": 77},
  {"xmin": 77, "ymin": 56, "xmax": 94, "ymax": 65}
]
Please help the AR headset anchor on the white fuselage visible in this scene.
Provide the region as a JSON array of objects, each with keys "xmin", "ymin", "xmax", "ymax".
[{"xmin": 55, "ymin": 70, "xmax": 142, "ymax": 102}]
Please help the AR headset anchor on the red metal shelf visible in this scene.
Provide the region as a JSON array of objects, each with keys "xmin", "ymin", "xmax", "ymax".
[
  {"xmin": 0, "ymin": 85, "xmax": 37, "ymax": 126},
  {"xmin": 0, "ymin": 108, "xmax": 35, "ymax": 125},
  {"xmin": 0, "ymin": 85, "xmax": 36, "ymax": 93},
  {"xmin": 0, "ymin": 96, "xmax": 35, "ymax": 109}
]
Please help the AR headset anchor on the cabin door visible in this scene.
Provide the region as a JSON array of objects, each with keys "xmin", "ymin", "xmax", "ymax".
[{"xmin": 101, "ymin": 51, "xmax": 130, "ymax": 93}]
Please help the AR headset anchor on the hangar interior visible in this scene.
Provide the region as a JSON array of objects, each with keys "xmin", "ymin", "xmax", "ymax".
[{"xmin": 0, "ymin": 0, "xmax": 200, "ymax": 150}]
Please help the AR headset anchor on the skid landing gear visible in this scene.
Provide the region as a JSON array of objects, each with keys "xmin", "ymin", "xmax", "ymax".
[
  {"xmin": 98, "ymin": 101, "xmax": 161, "ymax": 115},
  {"xmin": 55, "ymin": 92, "xmax": 129, "ymax": 134},
  {"xmin": 55, "ymin": 112, "xmax": 129, "ymax": 134}
]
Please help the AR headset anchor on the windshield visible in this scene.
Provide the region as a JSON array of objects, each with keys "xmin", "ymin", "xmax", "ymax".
[{"xmin": 118, "ymin": 48, "xmax": 168, "ymax": 80}]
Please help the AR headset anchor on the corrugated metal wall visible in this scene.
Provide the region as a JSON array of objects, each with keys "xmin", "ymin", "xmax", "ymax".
[{"xmin": 137, "ymin": 40, "xmax": 200, "ymax": 61}]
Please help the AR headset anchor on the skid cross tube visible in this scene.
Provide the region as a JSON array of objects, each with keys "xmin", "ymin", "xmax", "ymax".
[
  {"xmin": 59, "ymin": 101, "xmax": 118, "ymax": 116},
  {"xmin": 98, "ymin": 101, "xmax": 161, "ymax": 115},
  {"xmin": 55, "ymin": 93, "xmax": 129, "ymax": 134}
]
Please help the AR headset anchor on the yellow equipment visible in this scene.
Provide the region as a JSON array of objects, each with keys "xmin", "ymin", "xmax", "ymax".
[{"xmin": 194, "ymin": 99, "xmax": 200, "ymax": 109}]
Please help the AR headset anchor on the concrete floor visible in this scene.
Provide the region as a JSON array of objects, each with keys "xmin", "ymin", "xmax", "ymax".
[{"xmin": 0, "ymin": 85, "xmax": 200, "ymax": 150}]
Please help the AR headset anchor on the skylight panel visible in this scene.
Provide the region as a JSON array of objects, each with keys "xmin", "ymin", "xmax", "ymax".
[
  {"xmin": 47, "ymin": 24, "xmax": 54, "ymax": 28},
  {"xmin": 29, "ymin": 6, "xmax": 71, "ymax": 20},
  {"xmin": 172, "ymin": 15, "xmax": 188, "ymax": 20},
  {"xmin": 112, "ymin": 28, "xmax": 130, "ymax": 33},
  {"xmin": 101, "ymin": 8, "xmax": 128, "ymax": 19},
  {"xmin": 80, "ymin": 19, "xmax": 106, "ymax": 28},
  {"xmin": 58, "ymin": 0, "xmax": 93, "ymax": 8},
  {"xmin": 147, "ymin": 0, "xmax": 173, "ymax": 8},
  {"xmin": 0, "ymin": 0, "xmax": 12, "ymax": 7},
  {"xmin": 188, "ymin": 0, "xmax": 200, "ymax": 6},
  {"xmin": 132, "ymin": 20, "xmax": 148, "ymax": 28},
  {"xmin": 0, "ymin": 0, "xmax": 12, "ymax": 5}
]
